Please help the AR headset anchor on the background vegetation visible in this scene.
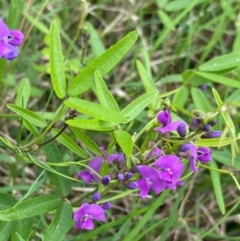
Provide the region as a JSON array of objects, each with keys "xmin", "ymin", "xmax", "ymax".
[{"xmin": 0, "ymin": 0, "xmax": 240, "ymax": 240}]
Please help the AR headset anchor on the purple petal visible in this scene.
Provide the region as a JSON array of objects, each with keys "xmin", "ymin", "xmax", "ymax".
[
  {"xmin": 83, "ymin": 217, "xmax": 94, "ymax": 230},
  {"xmin": 0, "ymin": 42, "xmax": 19, "ymax": 60},
  {"xmin": 74, "ymin": 203, "xmax": 89, "ymax": 220},
  {"xmin": 136, "ymin": 178, "xmax": 150, "ymax": 199},
  {"xmin": 9, "ymin": 30, "xmax": 24, "ymax": 46},
  {"xmin": 157, "ymin": 110, "xmax": 172, "ymax": 127},
  {"xmin": 107, "ymin": 154, "xmax": 118, "ymax": 162},
  {"xmin": 77, "ymin": 170, "xmax": 93, "ymax": 184},
  {"xmin": 87, "ymin": 204, "xmax": 106, "ymax": 221},
  {"xmin": 150, "ymin": 179, "xmax": 167, "ymax": 194},
  {"xmin": 155, "ymin": 121, "xmax": 183, "ymax": 134},
  {"xmin": 0, "ymin": 19, "xmax": 10, "ymax": 38},
  {"xmin": 135, "ymin": 165, "xmax": 159, "ymax": 180},
  {"xmin": 180, "ymin": 143, "xmax": 198, "ymax": 172},
  {"xmin": 158, "ymin": 170, "xmax": 172, "ymax": 182},
  {"xmin": 197, "ymin": 147, "xmax": 212, "ymax": 163},
  {"xmin": 154, "ymin": 155, "xmax": 184, "ymax": 181}
]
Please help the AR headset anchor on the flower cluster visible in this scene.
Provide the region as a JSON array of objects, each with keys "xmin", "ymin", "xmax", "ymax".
[
  {"xmin": 0, "ymin": 19, "xmax": 24, "ymax": 60},
  {"xmin": 74, "ymin": 109, "xmax": 220, "ymax": 230}
]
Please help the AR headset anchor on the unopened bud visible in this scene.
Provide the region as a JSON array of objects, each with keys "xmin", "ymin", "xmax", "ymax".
[
  {"xmin": 177, "ymin": 123, "xmax": 186, "ymax": 137},
  {"xmin": 92, "ymin": 192, "xmax": 101, "ymax": 202},
  {"xmin": 101, "ymin": 175, "xmax": 111, "ymax": 186}
]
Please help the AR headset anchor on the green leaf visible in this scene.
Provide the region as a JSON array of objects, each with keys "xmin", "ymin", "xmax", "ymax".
[
  {"xmin": 64, "ymin": 97, "xmax": 127, "ymax": 123},
  {"xmin": 194, "ymin": 71, "xmax": 240, "ymax": 89},
  {"xmin": 15, "ymin": 78, "xmax": 30, "ymax": 108},
  {"xmin": 191, "ymin": 87, "xmax": 212, "ymax": 112},
  {"xmin": 164, "ymin": 0, "xmax": 200, "ymax": 12},
  {"xmin": 49, "ymin": 21, "xmax": 66, "ymax": 99},
  {"xmin": 11, "ymin": 218, "xmax": 33, "ymax": 241},
  {"xmin": 51, "ymin": 128, "xmax": 87, "ymax": 158},
  {"xmin": 157, "ymin": 10, "xmax": 175, "ymax": 30},
  {"xmin": 122, "ymin": 190, "xmax": 169, "ymax": 241},
  {"xmin": 94, "ymin": 70, "xmax": 119, "ymax": 112},
  {"xmin": 0, "ymin": 194, "xmax": 61, "ymax": 221},
  {"xmin": 44, "ymin": 202, "xmax": 73, "ymax": 241},
  {"xmin": 198, "ymin": 52, "xmax": 240, "ymax": 72},
  {"xmin": 70, "ymin": 127, "xmax": 101, "ymax": 155},
  {"xmin": 86, "ymin": 22, "xmax": 105, "ymax": 57},
  {"xmin": 212, "ymin": 88, "xmax": 235, "ymax": 135},
  {"xmin": 172, "ymin": 86, "xmax": 189, "ymax": 108},
  {"xmin": 209, "ymin": 160, "xmax": 225, "ymax": 214},
  {"xmin": 68, "ymin": 31, "xmax": 138, "ymax": 96},
  {"xmin": 0, "ymin": 194, "xmax": 16, "ymax": 241},
  {"xmin": 196, "ymin": 138, "xmax": 231, "ymax": 147},
  {"xmin": 66, "ymin": 119, "xmax": 116, "ymax": 131},
  {"xmin": 136, "ymin": 60, "xmax": 157, "ymax": 92},
  {"xmin": 114, "ymin": 130, "xmax": 133, "ymax": 157},
  {"xmin": 121, "ymin": 91, "xmax": 158, "ymax": 122},
  {"xmin": 0, "ymin": 221, "xmax": 12, "ymax": 241},
  {"xmin": 44, "ymin": 142, "xmax": 72, "ymax": 197},
  {"xmin": 6, "ymin": 104, "xmax": 47, "ymax": 127}
]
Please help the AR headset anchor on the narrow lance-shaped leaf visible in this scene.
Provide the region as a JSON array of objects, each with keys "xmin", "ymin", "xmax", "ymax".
[
  {"xmin": 121, "ymin": 91, "xmax": 158, "ymax": 123},
  {"xmin": 198, "ymin": 52, "xmax": 240, "ymax": 72},
  {"xmin": 114, "ymin": 130, "xmax": 133, "ymax": 158},
  {"xmin": 11, "ymin": 218, "xmax": 33, "ymax": 241},
  {"xmin": 191, "ymin": 87, "xmax": 212, "ymax": 112},
  {"xmin": 95, "ymin": 70, "xmax": 119, "ymax": 112},
  {"xmin": 44, "ymin": 142, "xmax": 72, "ymax": 197},
  {"xmin": 68, "ymin": 31, "xmax": 138, "ymax": 96},
  {"xmin": 44, "ymin": 202, "xmax": 73, "ymax": 241},
  {"xmin": 51, "ymin": 128, "xmax": 87, "ymax": 158},
  {"xmin": 194, "ymin": 71, "xmax": 240, "ymax": 89},
  {"xmin": 209, "ymin": 160, "xmax": 225, "ymax": 214},
  {"xmin": 0, "ymin": 195, "xmax": 61, "ymax": 221},
  {"xmin": 6, "ymin": 104, "xmax": 47, "ymax": 127},
  {"xmin": 64, "ymin": 97, "xmax": 127, "ymax": 123},
  {"xmin": 67, "ymin": 119, "xmax": 116, "ymax": 131},
  {"xmin": 15, "ymin": 77, "xmax": 30, "ymax": 108},
  {"xmin": 70, "ymin": 127, "xmax": 101, "ymax": 155},
  {"xmin": 49, "ymin": 21, "xmax": 66, "ymax": 99}
]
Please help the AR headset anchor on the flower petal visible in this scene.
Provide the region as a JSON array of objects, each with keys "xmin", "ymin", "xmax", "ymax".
[
  {"xmin": 87, "ymin": 204, "xmax": 106, "ymax": 221},
  {"xmin": 136, "ymin": 178, "xmax": 150, "ymax": 199},
  {"xmin": 0, "ymin": 19, "xmax": 10, "ymax": 38},
  {"xmin": 83, "ymin": 217, "xmax": 94, "ymax": 230},
  {"xmin": 9, "ymin": 30, "xmax": 24, "ymax": 46},
  {"xmin": 155, "ymin": 121, "xmax": 183, "ymax": 134}
]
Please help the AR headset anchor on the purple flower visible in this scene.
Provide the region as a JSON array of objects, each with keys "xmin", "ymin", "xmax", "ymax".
[
  {"xmin": 74, "ymin": 203, "xmax": 105, "ymax": 230},
  {"xmin": 135, "ymin": 165, "xmax": 166, "ymax": 198},
  {"xmin": 154, "ymin": 155, "xmax": 184, "ymax": 189},
  {"xmin": 180, "ymin": 143, "xmax": 198, "ymax": 172},
  {"xmin": 179, "ymin": 144, "xmax": 212, "ymax": 172},
  {"xmin": 0, "ymin": 19, "xmax": 24, "ymax": 60},
  {"xmin": 77, "ymin": 148, "xmax": 122, "ymax": 184},
  {"xmin": 154, "ymin": 110, "xmax": 183, "ymax": 134},
  {"xmin": 77, "ymin": 157, "xmax": 102, "ymax": 183},
  {"xmin": 197, "ymin": 147, "xmax": 212, "ymax": 163},
  {"xmin": 125, "ymin": 172, "xmax": 133, "ymax": 180}
]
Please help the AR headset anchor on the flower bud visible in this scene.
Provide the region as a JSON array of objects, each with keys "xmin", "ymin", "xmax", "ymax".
[
  {"xmin": 201, "ymin": 124, "xmax": 211, "ymax": 132},
  {"xmin": 125, "ymin": 172, "xmax": 133, "ymax": 180},
  {"xmin": 101, "ymin": 175, "xmax": 111, "ymax": 186},
  {"xmin": 92, "ymin": 192, "xmax": 101, "ymax": 202},
  {"xmin": 117, "ymin": 173, "xmax": 124, "ymax": 181},
  {"xmin": 127, "ymin": 182, "xmax": 137, "ymax": 190},
  {"xmin": 189, "ymin": 118, "xmax": 201, "ymax": 132},
  {"xmin": 204, "ymin": 131, "xmax": 221, "ymax": 138},
  {"xmin": 102, "ymin": 202, "xmax": 111, "ymax": 210},
  {"xmin": 208, "ymin": 120, "xmax": 217, "ymax": 126},
  {"xmin": 157, "ymin": 110, "xmax": 172, "ymax": 126},
  {"xmin": 177, "ymin": 123, "xmax": 186, "ymax": 137}
]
